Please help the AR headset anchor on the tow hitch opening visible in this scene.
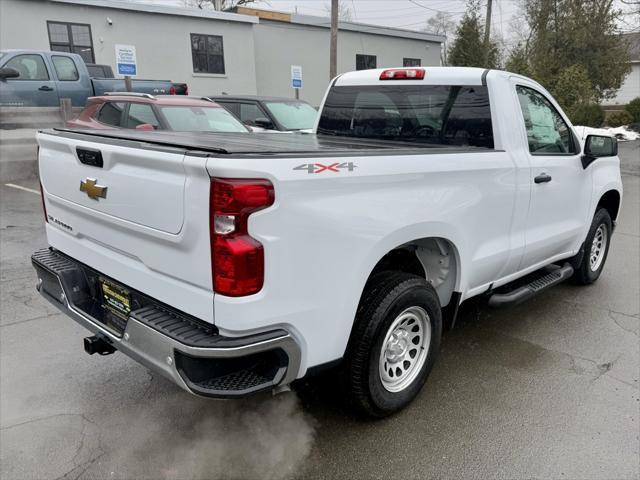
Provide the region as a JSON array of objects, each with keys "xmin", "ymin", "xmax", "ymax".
[{"xmin": 84, "ymin": 335, "xmax": 116, "ymax": 356}]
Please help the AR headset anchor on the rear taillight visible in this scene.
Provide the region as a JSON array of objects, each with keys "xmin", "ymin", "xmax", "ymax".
[
  {"xmin": 169, "ymin": 85, "xmax": 176, "ymax": 95},
  {"xmin": 210, "ymin": 178, "xmax": 274, "ymax": 296},
  {"xmin": 40, "ymin": 182, "xmax": 48, "ymax": 223},
  {"xmin": 380, "ymin": 68, "xmax": 425, "ymax": 80},
  {"xmin": 184, "ymin": 85, "xmax": 189, "ymax": 96}
]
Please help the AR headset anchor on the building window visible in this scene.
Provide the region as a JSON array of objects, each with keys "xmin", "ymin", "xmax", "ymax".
[
  {"xmin": 356, "ymin": 54, "xmax": 377, "ymax": 71},
  {"xmin": 191, "ymin": 34, "xmax": 225, "ymax": 74},
  {"xmin": 403, "ymin": 58, "xmax": 421, "ymax": 67},
  {"xmin": 47, "ymin": 21, "xmax": 95, "ymax": 63}
]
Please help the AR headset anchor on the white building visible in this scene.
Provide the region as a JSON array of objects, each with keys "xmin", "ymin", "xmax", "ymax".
[
  {"xmin": 0, "ymin": 0, "xmax": 444, "ymax": 105},
  {"xmin": 607, "ymin": 32, "xmax": 640, "ymax": 106}
]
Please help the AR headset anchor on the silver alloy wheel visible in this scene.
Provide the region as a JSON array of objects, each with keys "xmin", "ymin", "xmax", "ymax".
[
  {"xmin": 379, "ymin": 306, "xmax": 431, "ymax": 393},
  {"xmin": 589, "ymin": 224, "xmax": 608, "ymax": 272}
]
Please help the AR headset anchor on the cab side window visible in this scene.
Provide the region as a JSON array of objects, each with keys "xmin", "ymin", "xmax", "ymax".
[
  {"xmin": 516, "ymin": 85, "xmax": 576, "ymax": 154},
  {"xmin": 97, "ymin": 102, "xmax": 125, "ymax": 127},
  {"xmin": 4, "ymin": 54, "xmax": 50, "ymax": 80},
  {"xmin": 52, "ymin": 56, "xmax": 79, "ymax": 81}
]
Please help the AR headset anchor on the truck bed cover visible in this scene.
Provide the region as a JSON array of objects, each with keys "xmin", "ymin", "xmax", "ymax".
[{"xmin": 44, "ymin": 128, "xmax": 492, "ymax": 157}]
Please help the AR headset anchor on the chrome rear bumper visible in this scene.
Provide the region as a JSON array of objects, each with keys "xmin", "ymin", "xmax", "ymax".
[{"xmin": 31, "ymin": 248, "xmax": 301, "ymax": 398}]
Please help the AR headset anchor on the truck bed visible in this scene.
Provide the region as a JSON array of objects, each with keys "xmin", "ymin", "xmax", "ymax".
[{"xmin": 44, "ymin": 128, "xmax": 493, "ymax": 157}]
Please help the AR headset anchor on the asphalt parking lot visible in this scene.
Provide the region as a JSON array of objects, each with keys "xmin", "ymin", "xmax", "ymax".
[{"xmin": 1, "ymin": 142, "xmax": 638, "ymax": 480}]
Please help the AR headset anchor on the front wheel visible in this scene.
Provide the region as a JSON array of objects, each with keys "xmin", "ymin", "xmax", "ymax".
[
  {"xmin": 573, "ymin": 208, "xmax": 612, "ymax": 285},
  {"xmin": 345, "ymin": 272, "xmax": 442, "ymax": 417}
]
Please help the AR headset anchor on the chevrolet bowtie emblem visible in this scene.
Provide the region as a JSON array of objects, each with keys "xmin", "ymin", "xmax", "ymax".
[{"xmin": 80, "ymin": 178, "xmax": 108, "ymax": 200}]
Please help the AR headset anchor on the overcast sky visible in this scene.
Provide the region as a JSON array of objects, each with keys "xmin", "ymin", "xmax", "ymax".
[{"xmin": 138, "ymin": 0, "xmax": 640, "ymax": 46}]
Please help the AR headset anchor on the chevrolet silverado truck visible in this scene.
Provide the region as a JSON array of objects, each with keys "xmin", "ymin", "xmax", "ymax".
[
  {"xmin": 32, "ymin": 67, "xmax": 622, "ymax": 417},
  {"xmin": 0, "ymin": 50, "xmax": 184, "ymax": 107}
]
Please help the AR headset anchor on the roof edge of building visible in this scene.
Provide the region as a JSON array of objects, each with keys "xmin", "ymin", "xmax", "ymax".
[
  {"xmin": 290, "ymin": 14, "xmax": 445, "ymax": 43},
  {"xmin": 48, "ymin": 0, "xmax": 259, "ymax": 23}
]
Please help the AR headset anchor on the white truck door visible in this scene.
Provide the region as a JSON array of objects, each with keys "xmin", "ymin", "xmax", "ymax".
[{"xmin": 512, "ymin": 82, "xmax": 592, "ymax": 270}]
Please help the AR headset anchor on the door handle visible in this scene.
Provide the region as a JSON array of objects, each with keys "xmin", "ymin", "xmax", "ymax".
[
  {"xmin": 534, "ymin": 173, "xmax": 552, "ymax": 184},
  {"xmin": 38, "ymin": 86, "xmax": 54, "ymax": 91}
]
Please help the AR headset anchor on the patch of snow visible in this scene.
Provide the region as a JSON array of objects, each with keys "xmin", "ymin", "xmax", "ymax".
[{"xmin": 574, "ymin": 125, "xmax": 640, "ymax": 142}]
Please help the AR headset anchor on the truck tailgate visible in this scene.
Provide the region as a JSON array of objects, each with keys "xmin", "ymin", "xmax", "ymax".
[
  {"xmin": 40, "ymin": 135, "xmax": 185, "ymax": 233},
  {"xmin": 37, "ymin": 131, "xmax": 214, "ymax": 323}
]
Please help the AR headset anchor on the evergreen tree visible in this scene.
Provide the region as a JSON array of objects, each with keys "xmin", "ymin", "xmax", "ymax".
[
  {"xmin": 448, "ymin": 1, "xmax": 499, "ymax": 69},
  {"xmin": 505, "ymin": 0, "xmax": 631, "ymax": 104}
]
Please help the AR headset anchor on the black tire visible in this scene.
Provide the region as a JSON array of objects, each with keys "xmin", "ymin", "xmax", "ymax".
[
  {"xmin": 344, "ymin": 272, "xmax": 442, "ymax": 418},
  {"xmin": 572, "ymin": 208, "xmax": 612, "ymax": 285}
]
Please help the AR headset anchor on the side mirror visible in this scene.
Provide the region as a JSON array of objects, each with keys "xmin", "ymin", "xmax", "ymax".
[
  {"xmin": 135, "ymin": 123, "xmax": 155, "ymax": 131},
  {"xmin": 0, "ymin": 67, "xmax": 20, "ymax": 79},
  {"xmin": 582, "ymin": 134, "xmax": 617, "ymax": 169},
  {"xmin": 253, "ymin": 117, "xmax": 275, "ymax": 130}
]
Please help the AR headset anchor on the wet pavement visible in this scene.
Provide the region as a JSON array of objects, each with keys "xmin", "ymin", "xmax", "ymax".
[{"xmin": 1, "ymin": 144, "xmax": 638, "ymax": 479}]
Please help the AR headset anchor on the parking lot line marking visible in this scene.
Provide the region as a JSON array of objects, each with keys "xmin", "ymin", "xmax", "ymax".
[{"xmin": 4, "ymin": 184, "xmax": 40, "ymax": 195}]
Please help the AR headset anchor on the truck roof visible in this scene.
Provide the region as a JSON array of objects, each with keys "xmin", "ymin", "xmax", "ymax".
[
  {"xmin": 0, "ymin": 49, "xmax": 82, "ymax": 57},
  {"xmin": 335, "ymin": 66, "xmax": 496, "ymax": 86}
]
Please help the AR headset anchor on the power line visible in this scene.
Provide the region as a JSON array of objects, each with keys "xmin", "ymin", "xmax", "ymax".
[{"xmin": 406, "ymin": 0, "xmax": 466, "ymax": 16}]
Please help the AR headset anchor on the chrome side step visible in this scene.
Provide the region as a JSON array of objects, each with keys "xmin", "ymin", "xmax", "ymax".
[{"xmin": 487, "ymin": 263, "xmax": 574, "ymax": 308}]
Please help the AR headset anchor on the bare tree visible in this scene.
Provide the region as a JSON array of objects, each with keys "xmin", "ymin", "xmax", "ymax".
[
  {"xmin": 324, "ymin": 2, "xmax": 352, "ymax": 21},
  {"xmin": 424, "ymin": 12, "xmax": 455, "ymax": 64},
  {"xmin": 183, "ymin": 0, "xmax": 259, "ymax": 11},
  {"xmin": 425, "ymin": 11, "xmax": 455, "ymax": 36}
]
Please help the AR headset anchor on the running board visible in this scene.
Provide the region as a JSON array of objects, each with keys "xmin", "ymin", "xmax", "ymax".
[{"xmin": 487, "ymin": 263, "xmax": 574, "ymax": 308}]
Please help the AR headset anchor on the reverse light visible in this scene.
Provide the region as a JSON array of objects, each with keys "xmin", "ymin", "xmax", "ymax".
[
  {"xmin": 210, "ymin": 178, "xmax": 274, "ymax": 297},
  {"xmin": 380, "ymin": 68, "xmax": 425, "ymax": 80}
]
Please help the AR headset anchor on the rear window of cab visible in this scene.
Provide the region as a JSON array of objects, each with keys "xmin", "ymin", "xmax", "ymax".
[{"xmin": 317, "ymin": 84, "xmax": 494, "ymax": 149}]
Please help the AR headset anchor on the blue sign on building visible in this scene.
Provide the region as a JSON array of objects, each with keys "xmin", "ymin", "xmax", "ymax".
[{"xmin": 117, "ymin": 63, "xmax": 137, "ymax": 76}]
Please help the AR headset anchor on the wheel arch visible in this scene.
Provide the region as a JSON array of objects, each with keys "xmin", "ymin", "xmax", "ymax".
[
  {"xmin": 338, "ymin": 227, "xmax": 466, "ymax": 362},
  {"xmin": 596, "ymin": 189, "xmax": 621, "ymax": 222},
  {"xmin": 364, "ymin": 236, "xmax": 462, "ymax": 309}
]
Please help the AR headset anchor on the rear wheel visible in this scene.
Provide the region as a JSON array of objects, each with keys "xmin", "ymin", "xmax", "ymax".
[
  {"xmin": 573, "ymin": 208, "xmax": 612, "ymax": 285},
  {"xmin": 345, "ymin": 272, "xmax": 442, "ymax": 417}
]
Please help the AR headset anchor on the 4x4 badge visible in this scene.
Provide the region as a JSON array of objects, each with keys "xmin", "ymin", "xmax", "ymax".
[
  {"xmin": 293, "ymin": 162, "xmax": 357, "ymax": 174},
  {"xmin": 80, "ymin": 178, "xmax": 108, "ymax": 200}
]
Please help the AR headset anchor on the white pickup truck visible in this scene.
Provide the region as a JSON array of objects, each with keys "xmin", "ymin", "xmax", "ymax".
[{"xmin": 33, "ymin": 67, "xmax": 622, "ymax": 417}]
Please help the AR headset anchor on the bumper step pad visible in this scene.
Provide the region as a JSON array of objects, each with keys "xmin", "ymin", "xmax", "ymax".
[{"xmin": 194, "ymin": 369, "xmax": 272, "ymax": 392}]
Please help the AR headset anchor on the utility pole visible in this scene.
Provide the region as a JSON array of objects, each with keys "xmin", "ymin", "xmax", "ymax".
[
  {"xmin": 330, "ymin": 0, "xmax": 338, "ymax": 79},
  {"xmin": 483, "ymin": 0, "xmax": 493, "ymax": 66}
]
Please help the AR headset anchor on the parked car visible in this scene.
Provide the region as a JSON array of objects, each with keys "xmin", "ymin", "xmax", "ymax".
[
  {"xmin": 208, "ymin": 95, "xmax": 318, "ymax": 132},
  {"xmin": 85, "ymin": 61, "xmax": 188, "ymax": 96},
  {"xmin": 33, "ymin": 67, "xmax": 622, "ymax": 417},
  {"xmin": 65, "ymin": 93, "xmax": 249, "ymax": 132},
  {"xmin": 0, "ymin": 50, "xmax": 186, "ymax": 107}
]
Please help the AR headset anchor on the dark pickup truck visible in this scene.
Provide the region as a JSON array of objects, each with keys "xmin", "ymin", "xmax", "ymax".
[{"xmin": 0, "ymin": 50, "xmax": 186, "ymax": 107}]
